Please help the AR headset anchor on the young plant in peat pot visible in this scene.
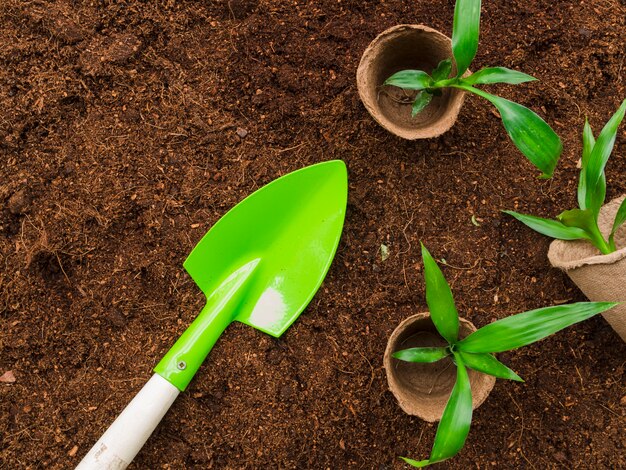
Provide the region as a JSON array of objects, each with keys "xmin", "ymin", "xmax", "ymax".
[
  {"xmin": 357, "ymin": 0, "xmax": 562, "ymax": 178},
  {"xmin": 384, "ymin": 244, "xmax": 616, "ymax": 467},
  {"xmin": 506, "ymin": 99, "xmax": 626, "ymax": 340}
]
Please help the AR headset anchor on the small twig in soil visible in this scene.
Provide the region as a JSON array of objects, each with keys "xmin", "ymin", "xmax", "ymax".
[{"xmin": 506, "ymin": 390, "xmax": 526, "ymax": 451}]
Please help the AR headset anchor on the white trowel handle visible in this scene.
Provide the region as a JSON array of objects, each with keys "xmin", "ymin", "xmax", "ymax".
[{"xmin": 76, "ymin": 374, "xmax": 180, "ymax": 470}]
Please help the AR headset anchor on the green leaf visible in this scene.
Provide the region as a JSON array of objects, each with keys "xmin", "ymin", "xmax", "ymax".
[
  {"xmin": 421, "ymin": 243, "xmax": 459, "ymax": 344},
  {"xmin": 609, "ymin": 198, "xmax": 626, "ymax": 251},
  {"xmin": 457, "ymin": 351, "xmax": 523, "ymax": 382},
  {"xmin": 412, "ymin": 92, "xmax": 433, "ymax": 116},
  {"xmin": 385, "ymin": 70, "xmax": 433, "ymax": 90},
  {"xmin": 432, "ymin": 59, "xmax": 453, "ymax": 82},
  {"xmin": 400, "ymin": 456, "xmax": 430, "ymax": 468},
  {"xmin": 577, "ymin": 118, "xmax": 596, "ymax": 210},
  {"xmin": 428, "ymin": 353, "xmax": 473, "ymax": 464},
  {"xmin": 557, "ymin": 208, "xmax": 610, "ymax": 254},
  {"xmin": 503, "ymin": 210, "xmax": 591, "ymax": 241},
  {"xmin": 393, "ymin": 347, "xmax": 449, "ymax": 363},
  {"xmin": 455, "ymin": 85, "xmax": 562, "ymax": 178},
  {"xmin": 452, "ymin": 0, "xmax": 482, "ymax": 77},
  {"xmin": 463, "ymin": 67, "xmax": 536, "ymax": 85},
  {"xmin": 456, "ymin": 302, "xmax": 618, "ymax": 353},
  {"xmin": 583, "ymin": 99, "xmax": 626, "ymax": 216}
]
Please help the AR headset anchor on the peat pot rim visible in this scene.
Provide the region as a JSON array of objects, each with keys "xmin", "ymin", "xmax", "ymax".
[
  {"xmin": 548, "ymin": 195, "xmax": 626, "ymax": 271},
  {"xmin": 356, "ymin": 24, "xmax": 467, "ymax": 140},
  {"xmin": 383, "ymin": 312, "xmax": 495, "ymax": 423}
]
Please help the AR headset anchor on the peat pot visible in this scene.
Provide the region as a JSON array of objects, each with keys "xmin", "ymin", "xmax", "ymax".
[
  {"xmin": 383, "ymin": 312, "xmax": 495, "ymax": 422},
  {"xmin": 356, "ymin": 24, "xmax": 466, "ymax": 140},
  {"xmin": 548, "ymin": 195, "xmax": 626, "ymax": 342}
]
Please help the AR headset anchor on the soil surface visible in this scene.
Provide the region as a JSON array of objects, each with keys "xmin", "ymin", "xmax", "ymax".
[{"xmin": 1, "ymin": 0, "xmax": 625, "ymax": 468}]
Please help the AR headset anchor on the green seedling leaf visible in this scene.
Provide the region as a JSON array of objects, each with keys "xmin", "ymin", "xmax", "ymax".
[
  {"xmin": 421, "ymin": 243, "xmax": 459, "ymax": 344},
  {"xmin": 577, "ymin": 118, "xmax": 596, "ymax": 210},
  {"xmin": 456, "ymin": 302, "xmax": 618, "ymax": 353},
  {"xmin": 393, "ymin": 347, "xmax": 449, "ymax": 363},
  {"xmin": 412, "ymin": 92, "xmax": 433, "ymax": 116},
  {"xmin": 400, "ymin": 457, "xmax": 430, "ymax": 468},
  {"xmin": 456, "ymin": 85, "xmax": 561, "ymax": 178},
  {"xmin": 428, "ymin": 354, "xmax": 473, "ymax": 465},
  {"xmin": 609, "ymin": 198, "xmax": 626, "ymax": 251},
  {"xmin": 583, "ymin": 99, "xmax": 626, "ymax": 216},
  {"xmin": 403, "ymin": 354, "xmax": 472, "ymax": 467},
  {"xmin": 503, "ymin": 211, "xmax": 590, "ymax": 241},
  {"xmin": 457, "ymin": 351, "xmax": 523, "ymax": 382},
  {"xmin": 432, "ymin": 59, "xmax": 453, "ymax": 82},
  {"xmin": 452, "ymin": 0, "xmax": 482, "ymax": 77},
  {"xmin": 463, "ymin": 67, "xmax": 536, "ymax": 85},
  {"xmin": 557, "ymin": 208, "xmax": 610, "ymax": 254},
  {"xmin": 385, "ymin": 70, "xmax": 433, "ymax": 90}
]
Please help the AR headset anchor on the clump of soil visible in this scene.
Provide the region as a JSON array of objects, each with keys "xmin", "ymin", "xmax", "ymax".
[{"xmin": 1, "ymin": 0, "xmax": 625, "ymax": 468}]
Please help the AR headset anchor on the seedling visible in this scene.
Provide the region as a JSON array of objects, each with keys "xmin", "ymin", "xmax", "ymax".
[
  {"xmin": 393, "ymin": 244, "xmax": 616, "ymax": 467},
  {"xmin": 505, "ymin": 99, "xmax": 626, "ymax": 254},
  {"xmin": 383, "ymin": 0, "xmax": 562, "ymax": 178}
]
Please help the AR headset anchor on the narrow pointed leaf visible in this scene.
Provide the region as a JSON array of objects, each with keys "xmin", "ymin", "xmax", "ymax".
[
  {"xmin": 412, "ymin": 92, "xmax": 433, "ymax": 116},
  {"xmin": 393, "ymin": 347, "xmax": 449, "ymax": 363},
  {"xmin": 456, "ymin": 85, "xmax": 561, "ymax": 178},
  {"xmin": 432, "ymin": 59, "xmax": 453, "ymax": 82},
  {"xmin": 452, "ymin": 0, "xmax": 482, "ymax": 76},
  {"xmin": 421, "ymin": 243, "xmax": 459, "ymax": 343},
  {"xmin": 504, "ymin": 210, "xmax": 590, "ymax": 240},
  {"xmin": 463, "ymin": 67, "xmax": 536, "ymax": 85},
  {"xmin": 428, "ymin": 354, "xmax": 472, "ymax": 464},
  {"xmin": 584, "ymin": 99, "xmax": 626, "ymax": 216},
  {"xmin": 400, "ymin": 457, "xmax": 431, "ymax": 468},
  {"xmin": 456, "ymin": 302, "xmax": 618, "ymax": 353},
  {"xmin": 385, "ymin": 70, "xmax": 433, "ymax": 90},
  {"xmin": 609, "ymin": 198, "xmax": 626, "ymax": 249},
  {"xmin": 578, "ymin": 118, "xmax": 596, "ymax": 210},
  {"xmin": 457, "ymin": 351, "xmax": 523, "ymax": 381}
]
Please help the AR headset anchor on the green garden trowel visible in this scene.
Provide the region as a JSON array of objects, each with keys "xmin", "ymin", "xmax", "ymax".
[{"xmin": 76, "ymin": 160, "xmax": 348, "ymax": 469}]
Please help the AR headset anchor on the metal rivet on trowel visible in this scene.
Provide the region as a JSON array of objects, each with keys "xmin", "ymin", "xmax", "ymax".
[{"xmin": 177, "ymin": 361, "xmax": 186, "ymax": 370}]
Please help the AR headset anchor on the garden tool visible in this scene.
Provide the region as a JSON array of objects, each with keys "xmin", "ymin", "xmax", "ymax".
[{"xmin": 76, "ymin": 160, "xmax": 348, "ymax": 469}]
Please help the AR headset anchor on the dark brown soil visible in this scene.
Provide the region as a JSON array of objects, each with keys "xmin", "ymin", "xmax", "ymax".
[{"xmin": 1, "ymin": 1, "xmax": 625, "ymax": 468}]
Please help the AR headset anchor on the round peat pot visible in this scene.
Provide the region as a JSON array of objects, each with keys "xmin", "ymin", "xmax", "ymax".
[
  {"xmin": 548, "ymin": 195, "xmax": 626, "ymax": 342},
  {"xmin": 356, "ymin": 24, "xmax": 466, "ymax": 140},
  {"xmin": 384, "ymin": 312, "xmax": 495, "ymax": 422}
]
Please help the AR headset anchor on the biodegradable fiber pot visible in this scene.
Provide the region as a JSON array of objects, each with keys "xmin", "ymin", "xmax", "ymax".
[
  {"xmin": 356, "ymin": 24, "xmax": 466, "ymax": 140},
  {"xmin": 384, "ymin": 312, "xmax": 495, "ymax": 423},
  {"xmin": 548, "ymin": 195, "xmax": 626, "ymax": 341}
]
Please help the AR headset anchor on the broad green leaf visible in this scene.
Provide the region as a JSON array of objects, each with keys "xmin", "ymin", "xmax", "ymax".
[
  {"xmin": 432, "ymin": 59, "xmax": 453, "ymax": 82},
  {"xmin": 393, "ymin": 347, "xmax": 449, "ymax": 363},
  {"xmin": 452, "ymin": 0, "xmax": 482, "ymax": 77},
  {"xmin": 456, "ymin": 85, "xmax": 562, "ymax": 178},
  {"xmin": 412, "ymin": 92, "xmax": 433, "ymax": 116},
  {"xmin": 557, "ymin": 208, "xmax": 610, "ymax": 254},
  {"xmin": 421, "ymin": 243, "xmax": 459, "ymax": 344},
  {"xmin": 577, "ymin": 118, "xmax": 596, "ymax": 210},
  {"xmin": 503, "ymin": 210, "xmax": 591, "ymax": 241},
  {"xmin": 609, "ymin": 198, "xmax": 626, "ymax": 251},
  {"xmin": 457, "ymin": 351, "xmax": 523, "ymax": 382},
  {"xmin": 385, "ymin": 70, "xmax": 433, "ymax": 90},
  {"xmin": 584, "ymin": 99, "xmax": 626, "ymax": 216},
  {"xmin": 456, "ymin": 302, "xmax": 618, "ymax": 353},
  {"xmin": 428, "ymin": 354, "xmax": 473, "ymax": 464},
  {"xmin": 463, "ymin": 67, "xmax": 536, "ymax": 85}
]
